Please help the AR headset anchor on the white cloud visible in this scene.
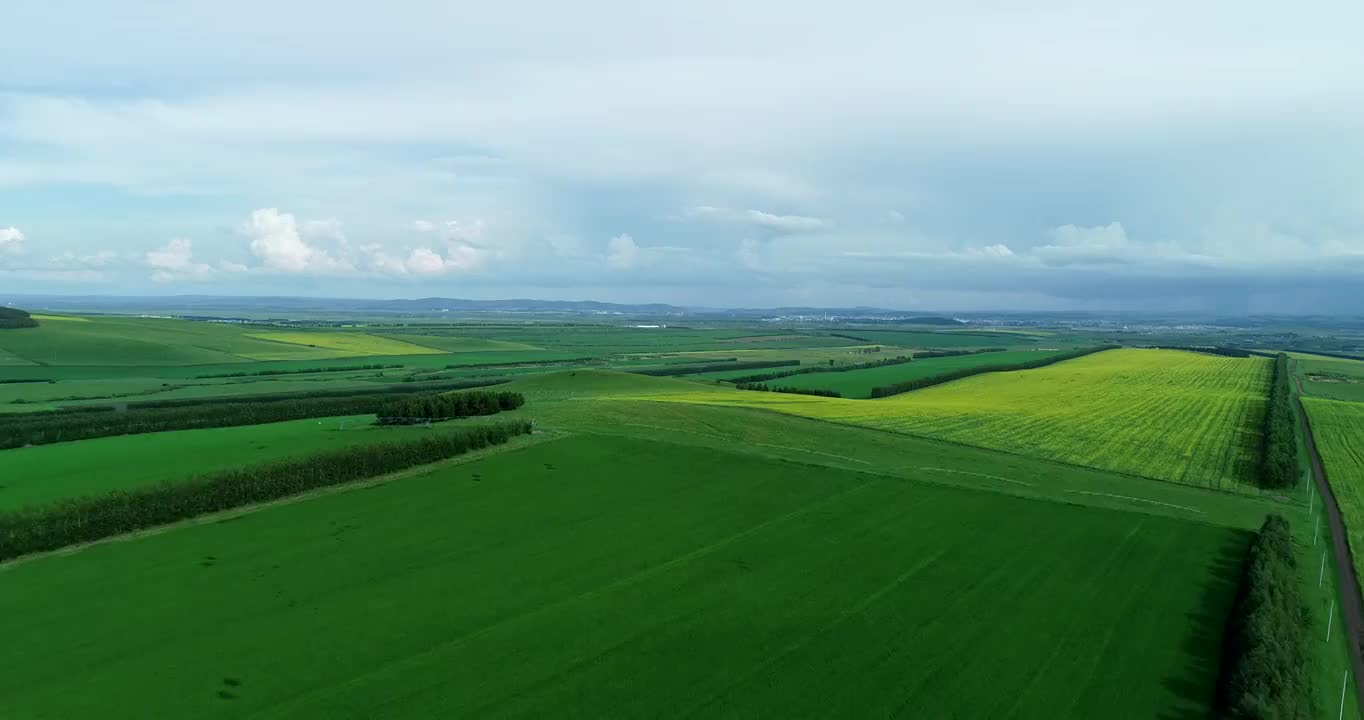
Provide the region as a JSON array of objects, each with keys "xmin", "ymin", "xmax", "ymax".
[
  {"xmin": 687, "ymin": 206, "xmax": 828, "ymax": 234},
  {"xmin": 886, "ymin": 210, "xmax": 906, "ymax": 224},
  {"xmin": 966, "ymin": 243, "xmax": 1016, "ymax": 260},
  {"xmin": 243, "ymin": 208, "xmax": 351, "ymax": 273},
  {"xmin": 606, "ymin": 233, "xmax": 640, "ymax": 270},
  {"xmin": 738, "ymin": 238, "xmax": 763, "ymax": 271},
  {"xmin": 145, "ymin": 238, "xmax": 214, "ymax": 282},
  {"xmin": 50, "ymin": 250, "xmax": 117, "ymax": 268},
  {"xmin": 405, "ymin": 247, "xmax": 449, "ymax": 275},
  {"xmin": 0, "ymin": 227, "xmax": 24, "ymax": 256}
]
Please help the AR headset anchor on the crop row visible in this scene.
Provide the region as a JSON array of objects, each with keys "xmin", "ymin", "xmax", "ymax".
[
  {"xmin": 0, "ymin": 419, "xmax": 533, "ymax": 562},
  {"xmin": 867, "ymin": 345, "xmax": 1114, "ymax": 397}
]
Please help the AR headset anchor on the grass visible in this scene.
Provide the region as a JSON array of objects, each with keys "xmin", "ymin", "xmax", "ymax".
[
  {"xmin": 749, "ymin": 349, "xmax": 1068, "ymax": 398},
  {"xmin": 0, "ymin": 434, "xmax": 1245, "ymax": 719},
  {"xmin": 0, "ymin": 414, "xmax": 503, "ymax": 511},
  {"xmin": 1297, "ymin": 354, "xmax": 1364, "ymax": 403},
  {"xmin": 626, "ymin": 349, "xmax": 1271, "ymax": 491},
  {"xmin": 242, "ymin": 332, "xmax": 445, "ymax": 358}
]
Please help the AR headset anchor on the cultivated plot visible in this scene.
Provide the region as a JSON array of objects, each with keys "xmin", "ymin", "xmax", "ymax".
[
  {"xmin": 0, "ymin": 435, "xmax": 1244, "ymax": 719},
  {"xmin": 1304, "ymin": 397, "xmax": 1364, "ymax": 583},
  {"xmin": 631, "ymin": 349, "xmax": 1271, "ymax": 490}
]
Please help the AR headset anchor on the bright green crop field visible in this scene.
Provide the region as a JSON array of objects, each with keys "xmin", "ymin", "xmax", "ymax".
[
  {"xmin": 629, "ymin": 349, "xmax": 1271, "ymax": 491},
  {"xmin": 1304, "ymin": 398, "xmax": 1364, "ymax": 579},
  {"xmin": 0, "ymin": 434, "xmax": 1246, "ymax": 719},
  {"xmin": 745, "ymin": 350, "xmax": 1068, "ymax": 398},
  {"xmin": 1297, "ymin": 354, "xmax": 1364, "ymax": 403}
]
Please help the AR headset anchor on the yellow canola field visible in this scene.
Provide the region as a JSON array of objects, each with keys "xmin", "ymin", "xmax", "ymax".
[{"xmin": 626, "ymin": 349, "xmax": 1270, "ymax": 491}]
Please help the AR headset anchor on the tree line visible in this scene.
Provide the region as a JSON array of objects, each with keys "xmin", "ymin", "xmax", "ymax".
[
  {"xmin": 376, "ymin": 391, "xmax": 525, "ymax": 425},
  {"xmin": 734, "ymin": 383, "xmax": 842, "ymax": 398},
  {"xmin": 1259, "ymin": 353, "xmax": 1298, "ymax": 489},
  {"xmin": 193, "ymin": 363, "xmax": 402, "ymax": 379},
  {"xmin": 631, "ymin": 359, "xmax": 800, "ymax": 377},
  {"xmin": 912, "ymin": 348, "xmax": 1006, "ymax": 359},
  {"xmin": 0, "ymin": 307, "xmax": 38, "ymax": 329},
  {"xmin": 1217, "ymin": 514, "xmax": 1312, "ymax": 718},
  {"xmin": 0, "ymin": 379, "xmax": 508, "ymax": 450},
  {"xmin": 726, "ymin": 355, "xmax": 914, "ymax": 385},
  {"xmin": 0, "ymin": 420, "xmax": 533, "ymax": 562},
  {"xmin": 1149, "ymin": 345, "xmax": 1254, "ymax": 358},
  {"xmin": 867, "ymin": 346, "xmax": 1117, "ymax": 398}
]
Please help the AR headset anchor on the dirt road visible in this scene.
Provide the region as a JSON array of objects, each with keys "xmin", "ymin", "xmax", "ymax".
[{"xmin": 1296, "ymin": 375, "xmax": 1364, "ymax": 710}]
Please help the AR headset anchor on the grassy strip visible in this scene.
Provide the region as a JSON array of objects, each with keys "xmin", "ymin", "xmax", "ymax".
[
  {"xmin": 0, "ymin": 419, "xmax": 533, "ymax": 562},
  {"xmin": 630, "ymin": 359, "xmax": 800, "ymax": 377},
  {"xmin": 1218, "ymin": 514, "xmax": 1313, "ymax": 718},
  {"xmin": 725, "ymin": 355, "xmax": 914, "ymax": 385},
  {"xmin": 868, "ymin": 346, "xmax": 1117, "ymax": 398},
  {"xmin": 1262, "ymin": 353, "xmax": 1297, "ymax": 489},
  {"xmin": 734, "ymin": 383, "xmax": 841, "ymax": 398},
  {"xmin": 0, "ymin": 380, "xmax": 508, "ymax": 449},
  {"xmin": 377, "ymin": 391, "xmax": 525, "ymax": 425},
  {"xmin": 193, "ymin": 363, "xmax": 402, "ymax": 379}
]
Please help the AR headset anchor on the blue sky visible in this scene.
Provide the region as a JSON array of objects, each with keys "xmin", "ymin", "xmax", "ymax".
[{"xmin": 3, "ymin": 1, "xmax": 1363, "ymax": 311}]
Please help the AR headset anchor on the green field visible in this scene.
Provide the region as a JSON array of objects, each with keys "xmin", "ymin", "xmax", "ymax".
[
  {"xmin": 746, "ymin": 350, "xmax": 1068, "ymax": 398},
  {"xmin": 0, "ymin": 434, "xmax": 1245, "ymax": 718},
  {"xmin": 1304, "ymin": 398, "xmax": 1364, "ymax": 579},
  {"xmin": 630, "ymin": 349, "xmax": 1271, "ymax": 491},
  {"xmin": 825, "ymin": 329, "xmax": 1041, "ymax": 349},
  {"xmin": 0, "ymin": 415, "xmax": 508, "ymax": 511},
  {"xmin": 1297, "ymin": 354, "xmax": 1364, "ymax": 403}
]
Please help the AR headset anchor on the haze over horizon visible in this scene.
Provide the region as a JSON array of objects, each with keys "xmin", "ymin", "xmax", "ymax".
[{"xmin": 3, "ymin": 2, "xmax": 1362, "ymax": 313}]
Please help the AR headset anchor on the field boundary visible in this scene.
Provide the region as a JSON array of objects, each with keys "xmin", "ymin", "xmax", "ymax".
[
  {"xmin": 0, "ymin": 431, "xmax": 561, "ymax": 572},
  {"xmin": 1295, "ymin": 377, "xmax": 1364, "ymax": 711}
]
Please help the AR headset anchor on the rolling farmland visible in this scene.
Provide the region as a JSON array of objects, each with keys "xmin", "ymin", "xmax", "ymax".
[
  {"xmin": 243, "ymin": 332, "xmax": 446, "ymax": 358},
  {"xmin": 0, "ymin": 435, "xmax": 1244, "ymax": 719},
  {"xmin": 630, "ymin": 349, "xmax": 1271, "ymax": 490},
  {"xmin": 752, "ymin": 349, "xmax": 1069, "ymax": 398}
]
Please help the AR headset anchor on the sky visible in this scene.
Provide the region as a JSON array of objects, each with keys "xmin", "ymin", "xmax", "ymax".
[{"xmin": 3, "ymin": 1, "xmax": 1363, "ymax": 312}]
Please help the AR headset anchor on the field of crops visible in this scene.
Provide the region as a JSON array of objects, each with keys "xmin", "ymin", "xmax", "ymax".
[
  {"xmin": 0, "ymin": 435, "xmax": 1244, "ymax": 718},
  {"xmin": 1297, "ymin": 354, "xmax": 1364, "ymax": 403},
  {"xmin": 629, "ymin": 349, "xmax": 1270, "ymax": 490},
  {"xmin": 827, "ymin": 329, "xmax": 1041, "ymax": 349},
  {"xmin": 1304, "ymin": 398, "xmax": 1364, "ymax": 575},
  {"xmin": 243, "ymin": 332, "xmax": 445, "ymax": 358},
  {"xmin": 755, "ymin": 350, "xmax": 1067, "ymax": 398}
]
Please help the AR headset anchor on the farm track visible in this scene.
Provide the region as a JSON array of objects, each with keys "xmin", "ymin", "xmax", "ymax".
[{"xmin": 1296, "ymin": 375, "xmax": 1364, "ymax": 710}]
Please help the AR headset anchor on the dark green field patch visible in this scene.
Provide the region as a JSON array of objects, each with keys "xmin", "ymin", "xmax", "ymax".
[{"xmin": 0, "ymin": 435, "xmax": 1245, "ymax": 719}]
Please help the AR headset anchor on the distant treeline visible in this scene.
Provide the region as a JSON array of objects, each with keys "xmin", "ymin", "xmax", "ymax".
[
  {"xmin": 1216, "ymin": 514, "xmax": 1312, "ymax": 718},
  {"xmin": 443, "ymin": 357, "xmax": 594, "ymax": 371},
  {"xmin": 0, "ymin": 378, "xmax": 53, "ymax": 385},
  {"xmin": 1280, "ymin": 349, "xmax": 1364, "ymax": 361},
  {"xmin": 376, "ymin": 391, "xmax": 524, "ymax": 425},
  {"xmin": 868, "ymin": 346, "xmax": 1116, "ymax": 398},
  {"xmin": 1259, "ymin": 353, "xmax": 1297, "ymax": 489},
  {"xmin": 0, "ymin": 420, "xmax": 533, "ymax": 562},
  {"xmin": 0, "ymin": 307, "xmax": 38, "ymax": 329},
  {"xmin": 727, "ymin": 355, "xmax": 914, "ymax": 385},
  {"xmin": 1148, "ymin": 345, "xmax": 1254, "ymax": 358},
  {"xmin": 913, "ymin": 348, "xmax": 1007, "ymax": 359},
  {"xmin": 829, "ymin": 333, "xmax": 870, "ymax": 342},
  {"xmin": 735, "ymin": 383, "xmax": 842, "ymax": 398},
  {"xmin": 632, "ymin": 360, "xmax": 800, "ymax": 377},
  {"xmin": 0, "ymin": 379, "xmax": 506, "ymax": 450},
  {"xmin": 193, "ymin": 363, "xmax": 402, "ymax": 379}
]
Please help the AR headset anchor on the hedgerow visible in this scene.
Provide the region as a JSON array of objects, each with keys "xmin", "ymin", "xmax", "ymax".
[
  {"xmin": 735, "ymin": 383, "xmax": 842, "ymax": 398},
  {"xmin": 193, "ymin": 363, "xmax": 401, "ymax": 379},
  {"xmin": 1259, "ymin": 353, "xmax": 1298, "ymax": 489},
  {"xmin": 727, "ymin": 355, "xmax": 913, "ymax": 385},
  {"xmin": 376, "ymin": 390, "xmax": 525, "ymax": 425},
  {"xmin": 867, "ymin": 346, "xmax": 1116, "ymax": 398},
  {"xmin": 0, "ymin": 420, "xmax": 533, "ymax": 562},
  {"xmin": 1150, "ymin": 345, "xmax": 1254, "ymax": 358},
  {"xmin": 0, "ymin": 379, "xmax": 507, "ymax": 449},
  {"xmin": 912, "ymin": 348, "xmax": 1006, "ymax": 359},
  {"xmin": 631, "ymin": 360, "xmax": 799, "ymax": 377},
  {"xmin": 1217, "ymin": 514, "xmax": 1312, "ymax": 718}
]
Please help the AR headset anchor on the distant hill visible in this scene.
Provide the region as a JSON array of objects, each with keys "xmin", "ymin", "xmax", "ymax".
[{"xmin": 0, "ymin": 307, "xmax": 38, "ymax": 329}]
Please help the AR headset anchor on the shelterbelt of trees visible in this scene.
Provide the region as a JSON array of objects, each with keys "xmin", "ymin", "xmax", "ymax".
[
  {"xmin": 376, "ymin": 391, "xmax": 525, "ymax": 424},
  {"xmin": 0, "ymin": 420, "xmax": 533, "ymax": 562},
  {"xmin": 726, "ymin": 355, "xmax": 915, "ymax": 385},
  {"xmin": 1217, "ymin": 514, "xmax": 1312, "ymax": 718},
  {"xmin": 734, "ymin": 383, "xmax": 842, "ymax": 398},
  {"xmin": 631, "ymin": 359, "xmax": 799, "ymax": 377},
  {"xmin": 868, "ymin": 346, "xmax": 1118, "ymax": 398},
  {"xmin": 1259, "ymin": 354, "xmax": 1296, "ymax": 489},
  {"xmin": 0, "ymin": 307, "xmax": 39, "ymax": 329},
  {"xmin": 0, "ymin": 380, "xmax": 505, "ymax": 450}
]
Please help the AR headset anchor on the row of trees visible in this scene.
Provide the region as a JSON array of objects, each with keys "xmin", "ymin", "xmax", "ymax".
[
  {"xmin": 375, "ymin": 391, "xmax": 525, "ymax": 425},
  {"xmin": 0, "ymin": 379, "xmax": 507, "ymax": 449},
  {"xmin": 0, "ymin": 420, "xmax": 534, "ymax": 562},
  {"xmin": 912, "ymin": 348, "xmax": 1006, "ymax": 359},
  {"xmin": 727, "ymin": 355, "xmax": 914, "ymax": 385},
  {"xmin": 868, "ymin": 346, "xmax": 1116, "ymax": 398},
  {"xmin": 0, "ymin": 307, "xmax": 38, "ymax": 329},
  {"xmin": 193, "ymin": 363, "xmax": 401, "ymax": 379},
  {"xmin": 1150, "ymin": 345, "xmax": 1254, "ymax": 358},
  {"xmin": 1218, "ymin": 514, "xmax": 1312, "ymax": 718},
  {"xmin": 632, "ymin": 359, "xmax": 799, "ymax": 377},
  {"xmin": 734, "ymin": 383, "xmax": 842, "ymax": 398},
  {"xmin": 1260, "ymin": 353, "xmax": 1298, "ymax": 489}
]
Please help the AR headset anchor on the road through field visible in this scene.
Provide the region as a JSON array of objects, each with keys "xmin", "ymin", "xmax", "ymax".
[{"xmin": 1296, "ymin": 375, "xmax": 1364, "ymax": 711}]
